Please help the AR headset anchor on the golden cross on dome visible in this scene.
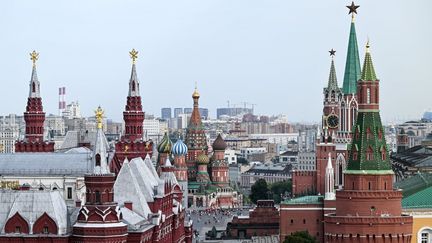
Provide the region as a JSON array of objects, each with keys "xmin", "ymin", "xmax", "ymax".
[
  {"xmin": 129, "ymin": 49, "xmax": 138, "ymax": 64},
  {"xmin": 30, "ymin": 50, "xmax": 39, "ymax": 66},
  {"xmin": 95, "ymin": 106, "xmax": 104, "ymax": 129}
]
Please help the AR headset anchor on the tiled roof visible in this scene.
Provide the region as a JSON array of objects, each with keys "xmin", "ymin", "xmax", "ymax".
[
  {"xmin": 402, "ymin": 185, "xmax": 432, "ymax": 209},
  {"xmin": 342, "ymin": 22, "xmax": 361, "ymax": 94}
]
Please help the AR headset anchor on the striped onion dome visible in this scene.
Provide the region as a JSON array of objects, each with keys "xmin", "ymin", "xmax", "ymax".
[
  {"xmin": 157, "ymin": 132, "xmax": 172, "ymax": 153},
  {"xmin": 197, "ymin": 153, "xmax": 209, "ymax": 164},
  {"xmin": 171, "ymin": 139, "xmax": 188, "ymax": 156}
]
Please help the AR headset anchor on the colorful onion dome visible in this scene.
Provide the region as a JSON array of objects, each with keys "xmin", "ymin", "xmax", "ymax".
[
  {"xmin": 196, "ymin": 153, "xmax": 209, "ymax": 164},
  {"xmin": 157, "ymin": 132, "xmax": 172, "ymax": 153},
  {"xmin": 212, "ymin": 134, "xmax": 227, "ymax": 151},
  {"xmin": 171, "ymin": 139, "xmax": 188, "ymax": 156}
]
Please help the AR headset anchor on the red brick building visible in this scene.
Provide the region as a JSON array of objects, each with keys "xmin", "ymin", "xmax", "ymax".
[{"xmin": 227, "ymin": 200, "xmax": 279, "ymax": 239}]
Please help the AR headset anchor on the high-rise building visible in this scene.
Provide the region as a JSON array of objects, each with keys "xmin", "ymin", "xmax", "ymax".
[
  {"xmin": 184, "ymin": 108, "xmax": 193, "ymax": 114},
  {"xmin": 174, "ymin": 107, "xmax": 183, "ymax": 118},
  {"xmin": 161, "ymin": 107, "xmax": 172, "ymax": 119}
]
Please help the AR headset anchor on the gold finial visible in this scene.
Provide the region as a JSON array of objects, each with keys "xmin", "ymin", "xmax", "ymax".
[
  {"xmin": 30, "ymin": 50, "xmax": 39, "ymax": 66},
  {"xmin": 95, "ymin": 106, "xmax": 104, "ymax": 129},
  {"xmin": 366, "ymin": 39, "xmax": 370, "ymax": 53},
  {"xmin": 129, "ymin": 49, "xmax": 138, "ymax": 64},
  {"xmin": 192, "ymin": 81, "xmax": 200, "ymax": 98}
]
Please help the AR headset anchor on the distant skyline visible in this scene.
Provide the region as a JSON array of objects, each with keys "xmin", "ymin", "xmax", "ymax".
[{"xmin": 0, "ymin": 1, "xmax": 431, "ymax": 123}]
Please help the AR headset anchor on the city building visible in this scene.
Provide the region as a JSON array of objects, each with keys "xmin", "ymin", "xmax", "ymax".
[
  {"xmin": 0, "ymin": 114, "xmax": 20, "ymax": 153},
  {"xmin": 161, "ymin": 107, "xmax": 172, "ymax": 119},
  {"xmin": 241, "ymin": 164, "xmax": 290, "ymax": 194},
  {"xmin": 174, "ymin": 108, "xmax": 183, "ymax": 118},
  {"xmin": 216, "ymin": 107, "xmax": 253, "ymax": 119}
]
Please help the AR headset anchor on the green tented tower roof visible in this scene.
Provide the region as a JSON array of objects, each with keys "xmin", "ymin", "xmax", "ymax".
[
  {"xmin": 342, "ymin": 22, "xmax": 361, "ymax": 94},
  {"xmin": 327, "ymin": 58, "xmax": 340, "ymax": 91},
  {"xmin": 346, "ymin": 46, "xmax": 392, "ymax": 174}
]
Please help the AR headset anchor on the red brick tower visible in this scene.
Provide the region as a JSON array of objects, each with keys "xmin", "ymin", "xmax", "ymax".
[
  {"xmin": 73, "ymin": 107, "xmax": 128, "ymax": 242},
  {"xmin": 316, "ymin": 53, "xmax": 340, "ymax": 195},
  {"xmin": 111, "ymin": 49, "xmax": 153, "ymax": 174},
  {"xmin": 185, "ymin": 85, "xmax": 208, "ymax": 181},
  {"xmin": 15, "ymin": 51, "xmax": 54, "ymax": 153},
  {"xmin": 324, "ymin": 43, "xmax": 413, "ymax": 242},
  {"xmin": 210, "ymin": 134, "xmax": 229, "ymax": 187}
]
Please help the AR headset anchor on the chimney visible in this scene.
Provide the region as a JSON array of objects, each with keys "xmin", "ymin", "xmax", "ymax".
[
  {"xmin": 75, "ymin": 200, "xmax": 82, "ymax": 207},
  {"xmin": 124, "ymin": 201, "xmax": 133, "ymax": 211}
]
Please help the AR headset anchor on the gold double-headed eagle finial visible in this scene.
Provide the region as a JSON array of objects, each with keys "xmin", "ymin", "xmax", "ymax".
[
  {"xmin": 95, "ymin": 106, "xmax": 104, "ymax": 129},
  {"xmin": 129, "ymin": 49, "xmax": 138, "ymax": 64},
  {"xmin": 30, "ymin": 50, "xmax": 39, "ymax": 66}
]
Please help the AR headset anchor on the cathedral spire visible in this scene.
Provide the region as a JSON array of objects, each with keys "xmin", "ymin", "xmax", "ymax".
[
  {"xmin": 29, "ymin": 50, "xmax": 41, "ymax": 98},
  {"xmin": 189, "ymin": 82, "xmax": 202, "ymax": 128},
  {"xmin": 342, "ymin": 3, "xmax": 361, "ymax": 95}
]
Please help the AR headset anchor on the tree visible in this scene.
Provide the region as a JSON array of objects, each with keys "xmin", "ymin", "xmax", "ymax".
[
  {"xmin": 283, "ymin": 231, "xmax": 317, "ymax": 243},
  {"xmin": 269, "ymin": 180, "xmax": 292, "ymax": 203},
  {"xmin": 249, "ymin": 179, "xmax": 269, "ymax": 204}
]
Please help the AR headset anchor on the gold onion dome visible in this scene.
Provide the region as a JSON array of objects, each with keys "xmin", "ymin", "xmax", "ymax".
[
  {"xmin": 192, "ymin": 82, "xmax": 200, "ymax": 99},
  {"xmin": 197, "ymin": 153, "xmax": 209, "ymax": 164},
  {"xmin": 157, "ymin": 132, "xmax": 172, "ymax": 153}
]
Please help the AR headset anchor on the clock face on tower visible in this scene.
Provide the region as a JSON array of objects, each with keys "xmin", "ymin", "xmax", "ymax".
[{"xmin": 326, "ymin": 114, "xmax": 339, "ymax": 129}]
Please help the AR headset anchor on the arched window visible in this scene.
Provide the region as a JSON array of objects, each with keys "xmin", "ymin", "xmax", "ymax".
[
  {"xmin": 366, "ymin": 146, "xmax": 374, "ymax": 161},
  {"xmin": 381, "ymin": 146, "xmax": 387, "ymax": 161},
  {"xmin": 95, "ymin": 154, "xmax": 101, "ymax": 167},
  {"xmin": 95, "ymin": 190, "xmax": 101, "ymax": 203},
  {"xmin": 132, "ymin": 82, "xmax": 136, "ymax": 92},
  {"xmin": 366, "ymin": 127, "xmax": 372, "ymax": 140},
  {"xmin": 32, "ymin": 82, "xmax": 36, "ymax": 93}
]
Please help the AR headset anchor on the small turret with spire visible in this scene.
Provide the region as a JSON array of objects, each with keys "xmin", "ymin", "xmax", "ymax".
[
  {"xmin": 92, "ymin": 106, "xmax": 111, "ymax": 175},
  {"xmin": 15, "ymin": 51, "xmax": 54, "ymax": 152}
]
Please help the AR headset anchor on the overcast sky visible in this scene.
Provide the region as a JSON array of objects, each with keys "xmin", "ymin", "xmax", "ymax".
[{"xmin": 0, "ymin": 1, "xmax": 430, "ymax": 123}]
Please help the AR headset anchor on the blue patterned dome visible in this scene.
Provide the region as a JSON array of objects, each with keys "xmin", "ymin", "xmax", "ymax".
[{"xmin": 171, "ymin": 139, "xmax": 188, "ymax": 156}]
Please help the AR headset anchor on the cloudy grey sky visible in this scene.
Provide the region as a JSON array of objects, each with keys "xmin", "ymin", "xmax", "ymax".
[{"xmin": 0, "ymin": 1, "xmax": 430, "ymax": 123}]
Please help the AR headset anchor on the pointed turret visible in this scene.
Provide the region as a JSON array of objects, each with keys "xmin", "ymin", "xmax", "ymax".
[
  {"xmin": 15, "ymin": 51, "xmax": 54, "ymax": 152},
  {"xmin": 346, "ymin": 42, "xmax": 391, "ymax": 173},
  {"xmin": 92, "ymin": 106, "xmax": 111, "ymax": 174},
  {"xmin": 128, "ymin": 49, "xmax": 140, "ymax": 97},
  {"xmin": 190, "ymin": 83, "xmax": 203, "ymax": 128},
  {"xmin": 342, "ymin": 6, "xmax": 361, "ymax": 95},
  {"xmin": 325, "ymin": 153, "xmax": 335, "ymax": 200},
  {"xmin": 327, "ymin": 50, "xmax": 339, "ymax": 91}
]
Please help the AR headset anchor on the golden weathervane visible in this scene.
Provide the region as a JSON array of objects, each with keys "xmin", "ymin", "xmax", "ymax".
[
  {"xmin": 30, "ymin": 50, "xmax": 39, "ymax": 66},
  {"xmin": 95, "ymin": 106, "xmax": 104, "ymax": 129},
  {"xmin": 129, "ymin": 49, "xmax": 138, "ymax": 64}
]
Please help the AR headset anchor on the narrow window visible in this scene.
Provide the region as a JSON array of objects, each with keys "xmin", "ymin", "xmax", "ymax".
[
  {"xmin": 95, "ymin": 153, "xmax": 101, "ymax": 167},
  {"xmin": 67, "ymin": 187, "xmax": 72, "ymax": 199},
  {"xmin": 95, "ymin": 190, "xmax": 101, "ymax": 203},
  {"xmin": 43, "ymin": 226, "xmax": 49, "ymax": 234},
  {"xmin": 367, "ymin": 88, "xmax": 371, "ymax": 104},
  {"xmin": 15, "ymin": 226, "xmax": 21, "ymax": 234},
  {"xmin": 368, "ymin": 182, "xmax": 371, "ymax": 190},
  {"xmin": 32, "ymin": 82, "xmax": 36, "ymax": 93}
]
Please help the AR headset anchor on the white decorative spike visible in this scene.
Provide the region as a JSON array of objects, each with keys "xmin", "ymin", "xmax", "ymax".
[{"xmin": 325, "ymin": 152, "xmax": 335, "ymax": 200}]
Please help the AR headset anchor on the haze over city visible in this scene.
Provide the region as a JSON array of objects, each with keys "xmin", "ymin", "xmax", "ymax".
[{"xmin": 0, "ymin": 0, "xmax": 431, "ymax": 122}]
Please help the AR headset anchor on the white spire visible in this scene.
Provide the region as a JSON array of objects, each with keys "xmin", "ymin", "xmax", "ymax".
[
  {"xmin": 92, "ymin": 107, "xmax": 111, "ymax": 174},
  {"xmin": 128, "ymin": 63, "xmax": 140, "ymax": 97},
  {"xmin": 325, "ymin": 152, "xmax": 335, "ymax": 200},
  {"xmin": 165, "ymin": 157, "xmax": 172, "ymax": 167},
  {"xmin": 29, "ymin": 58, "xmax": 41, "ymax": 98}
]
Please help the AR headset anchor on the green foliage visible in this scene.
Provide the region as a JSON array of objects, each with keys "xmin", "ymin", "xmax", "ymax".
[
  {"xmin": 270, "ymin": 180, "xmax": 292, "ymax": 203},
  {"xmin": 250, "ymin": 179, "xmax": 269, "ymax": 204},
  {"xmin": 283, "ymin": 231, "xmax": 317, "ymax": 243}
]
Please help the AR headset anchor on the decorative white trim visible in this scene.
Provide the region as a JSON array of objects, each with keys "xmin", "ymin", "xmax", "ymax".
[
  {"xmin": 73, "ymin": 222, "xmax": 127, "ymax": 228},
  {"xmin": 280, "ymin": 208, "xmax": 336, "ymax": 211}
]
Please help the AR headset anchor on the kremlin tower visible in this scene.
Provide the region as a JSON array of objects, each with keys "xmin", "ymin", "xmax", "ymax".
[
  {"xmin": 72, "ymin": 107, "xmax": 128, "ymax": 242},
  {"xmin": 111, "ymin": 49, "xmax": 153, "ymax": 174},
  {"xmin": 15, "ymin": 51, "xmax": 54, "ymax": 153},
  {"xmin": 324, "ymin": 43, "xmax": 413, "ymax": 242}
]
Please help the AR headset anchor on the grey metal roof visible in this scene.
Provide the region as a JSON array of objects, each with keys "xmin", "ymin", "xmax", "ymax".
[
  {"xmin": 0, "ymin": 190, "xmax": 68, "ymax": 235},
  {"xmin": 0, "ymin": 153, "xmax": 92, "ymax": 176}
]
